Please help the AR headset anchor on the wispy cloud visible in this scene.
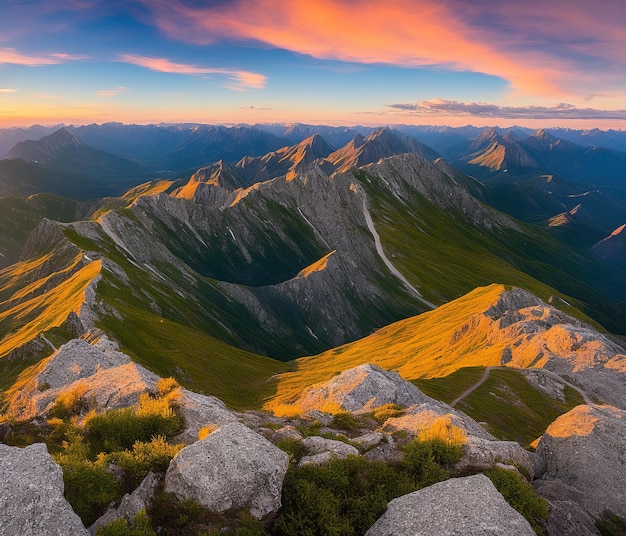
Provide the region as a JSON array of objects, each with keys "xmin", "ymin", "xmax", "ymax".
[
  {"xmin": 137, "ymin": 0, "xmax": 626, "ymax": 100},
  {"xmin": 0, "ymin": 47, "xmax": 86, "ymax": 66},
  {"xmin": 0, "ymin": 88, "xmax": 17, "ymax": 94},
  {"xmin": 118, "ymin": 54, "xmax": 266, "ymax": 91},
  {"xmin": 388, "ymin": 99, "xmax": 626, "ymax": 120},
  {"xmin": 96, "ymin": 86, "xmax": 128, "ymax": 97}
]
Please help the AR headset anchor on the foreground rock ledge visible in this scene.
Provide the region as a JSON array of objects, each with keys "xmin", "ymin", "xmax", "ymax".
[
  {"xmin": 165, "ymin": 421, "xmax": 289, "ymax": 520},
  {"xmin": 0, "ymin": 443, "xmax": 89, "ymax": 536},
  {"xmin": 535, "ymin": 404, "xmax": 626, "ymax": 520},
  {"xmin": 365, "ymin": 473, "xmax": 535, "ymax": 536}
]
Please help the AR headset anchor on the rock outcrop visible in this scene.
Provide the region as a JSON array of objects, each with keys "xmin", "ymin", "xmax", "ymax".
[
  {"xmin": 459, "ymin": 436, "xmax": 535, "ymax": 479},
  {"xmin": 164, "ymin": 422, "xmax": 289, "ymax": 519},
  {"xmin": 8, "ymin": 337, "xmax": 160, "ymax": 419},
  {"xmin": 364, "ymin": 473, "xmax": 535, "ymax": 535},
  {"xmin": 382, "ymin": 401, "xmax": 494, "ymax": 441},
  {"xmin": 89, "ymin": 471, "xmax": 161, "ymax": 535},
  {"xmin": 7, "ymin": 336, "xmax": 238, "ymax": 444},
  {"xmin": 295, "ymin": 363, "xmax": 435, "ymax": 413},
  {"xmin": 0, "ymin": 443, "xmax": 88, "ymax": 535},
  {"xmin": 299, "ymin": 436, "xmax": 360, "ymax": 466},
  {"xmin": 535, "ymin": 404, "xmax": 626, "ymax": 520}
]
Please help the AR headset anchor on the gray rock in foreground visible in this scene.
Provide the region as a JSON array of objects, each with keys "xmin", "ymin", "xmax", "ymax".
[
  {"xmin": 165, "ymin": 422, "xmax": 288, "ymax": 519},
  {"xmin": 0, "ymin": 443, "xmax": 89, "ymax": 536},
  {"xmin": 535, "ymin": 404, "xmax": 626, "ymax": 520},
  {"xmin": 365, "ymin": 473, "xmax": 535, "ymax": 536}
]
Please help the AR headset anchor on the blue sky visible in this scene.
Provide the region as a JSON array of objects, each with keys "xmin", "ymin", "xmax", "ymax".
[{"xmin": 1, "ymin": 0, "xmax": 625, "ymax": 128}]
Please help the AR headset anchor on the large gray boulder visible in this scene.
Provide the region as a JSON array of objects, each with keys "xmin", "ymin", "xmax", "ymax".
[
  {"xmin": 0, "ymin": 443, "xmax": 89, "ymax": 536},
  {"xmin": 535, "ymin": 404, "xmax": 626, "ymax": 520},
  {"xmin": 175, "ymin": 388, "xmax": 239, "ymax": 443},
  {"xmin": 165, "ymin": 422, "xmax": 288, "ymax": 519},
  {"xmin": 365, "ymin": 474, "xmax": 535, "ymax": 536},
  {"xmin": 295, "ymin": 363, "xmax": 435, "ymax": 413}
]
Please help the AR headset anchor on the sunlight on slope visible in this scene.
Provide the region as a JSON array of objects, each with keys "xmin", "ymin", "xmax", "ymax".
[
  {"xmin": 122, "ymin": 180, "xmax": 176, "ymax": 202},
  {"xmin": 265, "ymin": 284, "xmax": 513, "ymax": 414},
  {"xmin": 296, "ymin": 250, "xmax": 335, "ymax": 278},
  {"xmin": 0, "ymin": 259, "xmax": 101, "ymax": 359}
]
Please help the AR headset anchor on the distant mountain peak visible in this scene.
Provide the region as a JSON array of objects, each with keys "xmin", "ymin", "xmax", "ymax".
[{"xmin": 530, "ymin": 128, "xmax": 560, "ymax": 144}]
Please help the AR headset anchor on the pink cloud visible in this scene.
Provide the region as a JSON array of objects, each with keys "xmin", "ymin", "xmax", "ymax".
[
  {"xmin": 137, "ymin": 0, "xmax": 625, "ymax": 99},
  {"xmin": 118, "ymin": 54, "xmax": 266, "ymax": 90},
  {"xmin": 0, "ymin": 47, "xmax": 71, "ymax": 66}
]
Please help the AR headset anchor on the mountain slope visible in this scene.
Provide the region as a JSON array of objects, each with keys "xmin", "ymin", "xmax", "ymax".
[
  {"xmin": 265, "ymin": 284, "xmax": 625, "ymax": 414},
  {"xmin": 1, "ymin": 137, "xmax": 623, "ymax": 412}
]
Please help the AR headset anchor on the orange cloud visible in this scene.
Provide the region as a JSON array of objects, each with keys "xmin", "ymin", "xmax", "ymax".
[
  {"xmin": 118, "ymin": 54, "xmax": 266, "ymax": 90},
  {"xmin": 140, "ymin": 0, "xmax": 567, "ymax": 97}
]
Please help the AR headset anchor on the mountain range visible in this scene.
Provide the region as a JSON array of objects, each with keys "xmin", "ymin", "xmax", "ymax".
[{"xmin": 1, "ymin": 120, "xmax": 626, "ymax": 535}]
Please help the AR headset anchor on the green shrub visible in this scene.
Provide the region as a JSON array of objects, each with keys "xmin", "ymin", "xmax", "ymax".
[
  {"xmin": 484, "ymin": 467, "xmax": 549, "ymax": 535},
  {"xmin": 400, "ymin": 439, "xmax": 450, "ymax": 488},
  {"xmin": 86, "ymin": 394, "xmax": 184, "ymax": 452},
  {"xmin": 48, "ymin": 382, "xmax": 91, "ymax": 420},
  {"xmin": 56, "ymin": 452, "xmax": 119, "ymax": 525},
  {"xmin": 296, "ymin": 420, "xmax": 321, "ymax": 437},
  {"xmin": 276, "ymin": 437, "xmax": 307, "ymax": 465},
  {"xmin": 107, "ymin": 436, "xmax": 183, "ymax": 490},
  {"xmin": 330, "ymin": 412, "xmax": 360, "ymax": 431},
  {"xmin": 371, "ymin": 403, "xmax": 405, "ymax": 424},
  {"xmin": 96, "ymin": 510, "xmax": 156, "ymax": 536},
  {"xmin": 273, "ymin": 456, "xmax": 413, "ymax": 536},
  {"xmin": 596, "ymin": 512, "xmax": 626, "ymax": 536}
]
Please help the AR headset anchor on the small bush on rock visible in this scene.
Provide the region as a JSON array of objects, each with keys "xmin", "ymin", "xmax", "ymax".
[
  {"xmin": 54, "ymin": 430, "xmax": 119, "ymax": 526},
  {"xmin": 96, "ymin": 510, "xmax": 156, "ymax": 536},
  {"xmin": 48, "ymin": 382, "xmax": 91, "ymax": 420},
  {"xmin": 371, "ymin": 403, "xmax": 405, "ymax": 423},
  {"xmin": 400, "ymin": 436, "xmax": 463, "ymax": 488},
  {"xmin": 274, "ymin": 456, "xmax": 413, "ymax": 536},
  {"xmin": 86, "ymin": 393, "xmax": 184, "ymax": 451},
  {"xmin": 107, "ymin": 435, "xmax": 183, "ymax": 490},
  {"xmin": 484, "ymin": 467, "xmax": 549, "ymax": 535}
]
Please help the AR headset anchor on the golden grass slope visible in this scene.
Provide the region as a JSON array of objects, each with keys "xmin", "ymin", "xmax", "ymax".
[
  {"xmin": 0, "ymin": 256, "xmax": 101, "ymax": 359},
  {"xmin": 264, "ymin": 283, "xmax": 602, "ymax": 415}
]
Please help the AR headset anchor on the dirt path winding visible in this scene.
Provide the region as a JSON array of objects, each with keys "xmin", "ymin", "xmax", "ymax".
[{"xmin": 450, "ymin": 367, "xmax": 493, "ymax": 407}]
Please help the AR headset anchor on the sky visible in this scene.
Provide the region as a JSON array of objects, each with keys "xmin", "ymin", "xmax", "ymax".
[{"xmin": 1, "ymin": 0, "xmax": 626, "ymax": 129}]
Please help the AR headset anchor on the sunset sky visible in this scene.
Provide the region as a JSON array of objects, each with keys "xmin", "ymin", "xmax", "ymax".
[{"xmin": 1, "ymin": 0, "xmax": 626, "ymax": 128}]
